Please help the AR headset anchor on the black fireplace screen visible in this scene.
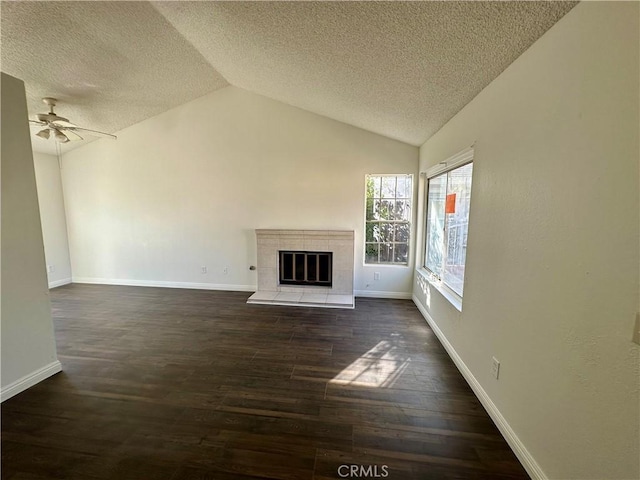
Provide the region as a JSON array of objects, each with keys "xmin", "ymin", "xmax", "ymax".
[{"xmin": 279, "ymin": 251, "xmax": 332, "ymax": 287}]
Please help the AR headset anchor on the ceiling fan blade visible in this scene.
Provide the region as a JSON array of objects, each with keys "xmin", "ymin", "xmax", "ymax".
[
  {"xmin": 50, "ymin": 119, "xmax": 77, "ymax": 128},
  {"xmin": 67, "ymin": 126, "xmax": 116, "ymax": 140},
  {"xmin": 63, "ymin": 129, "xmax": 84, "ymax": 141},
  {"xmin": 29, "ymin": 119, "xmax": 47, "ymax": 126}
]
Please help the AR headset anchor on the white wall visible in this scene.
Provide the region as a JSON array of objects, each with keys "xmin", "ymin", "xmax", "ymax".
[
  {"xmin": 33, "ymin": 152, "xmax": 72, "ymax": 288},
  {"xmin": 413, "ymin": 3, "xmax": 639, "ymax": 479},
  {"xmin": 1, "ymin": 73, "xmax": 61, "ymax": 401},
  {"xmin": 61, "ymin": 86, "xmax": 418, "ymax": 297}
]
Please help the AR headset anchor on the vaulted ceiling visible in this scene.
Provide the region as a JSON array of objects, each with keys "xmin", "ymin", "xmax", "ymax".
[{"xmin": 1, "ymin": 1, "xmax": 577, "ymax": 155}]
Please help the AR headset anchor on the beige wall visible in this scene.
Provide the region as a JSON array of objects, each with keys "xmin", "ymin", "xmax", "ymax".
[
  {"xmin": 413, "ymin": 3, "xmax": 639, "ymax": 479},
  {"xmin": 33, "ymin": 152, "xmax": 72, "ymax": 288},
  {"xmin": 61, "ymin": 86, "xmax": 419, "ymax": 297},
  {"xmin": 1, "ymin": 73, "xmax": 61, "ymax": 401}
]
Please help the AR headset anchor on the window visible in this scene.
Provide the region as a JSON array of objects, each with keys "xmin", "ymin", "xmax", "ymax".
[
  {"xmin": 365, "ymin": 174, "xmax": 412, "ymax": 265},
  {"xmin": 424, "ymin": 150, "xmax": 473, "ymax": 297}
]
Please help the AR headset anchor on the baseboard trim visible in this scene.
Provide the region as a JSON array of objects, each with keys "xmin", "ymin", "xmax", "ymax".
[
  {"xmin": 49, "ymin": 277, "xmax": 72, "ymax": 289},
  {"xmin": 355, "ymin": 290, "xmax": 412, "ymax": 300},
  {"xmin": 411, "ymin": 295, "xmax": 546, "ymax": 480},
  {"xmin": 72, "ymin": 277, "xmax": 256, "ymax": 292},
  {"xmin": 1, "ymin": 360, "xmax": 62, "ymax": 403},
  {"xmin": 71, "ymin": 279, "xmax": 412, "ymax": 298}
]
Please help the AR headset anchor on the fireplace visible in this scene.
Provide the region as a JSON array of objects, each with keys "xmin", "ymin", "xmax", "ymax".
[
  {"xmin": 279, "ymin": 251, "xmax": 332, "ymax": 287},
  {"xmin": 247, "ymin": 229, "xmax": 354, "ymax": 308}
]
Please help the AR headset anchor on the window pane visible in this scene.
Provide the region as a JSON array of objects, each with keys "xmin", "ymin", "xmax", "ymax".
[
  {"xmin": 365, "ymin": 196, "xmax": 375, "ymax": 221},
  {"xmin": 378, "ymin": 200, "xmax": 393, "ymax": 220},
  {"xmin": 394, "ymin": 243, "xmax": 408, "ymax": 263},
  {"xmin": 365, "ymin": 222, "xmax": 379, "ymax": 242},
  {"xmin": 380, "ymin": 223, "xmax": 394, "ymax": 243},
  {"xmin": 371, "ymin": 199, "xmax": 384, "ymax": 220},
  {"xmin": 395, "ymin": 223, "xmax": 410, "ymax": 243},
  {"xmin": 381, "ymin": 177, "xmax": 396, "ymax": 198},
  {"xmin": 365, "ymin": 243, "xmax": 379, "ymax": 263},
  {"xmin": 396, "ymin": 176, "xmax": 411, "ymax": 199},
  {"xmin": 394, "ymin": 200, "xmax": 410, "ymax": 221},
  {"xmin": 379, "ymin": 243, "xmax": 393, "ymax": 263},
  {"xmin": 425, "ymin": 174, "xmax": 446, "ymax": 276},
  {"xmin": 442, "ymin": 163, "xmax": 473, "ymax": 296},
  {"xmin": 367, "ymin": 176, "xmax": 381, "ymax": 198}
]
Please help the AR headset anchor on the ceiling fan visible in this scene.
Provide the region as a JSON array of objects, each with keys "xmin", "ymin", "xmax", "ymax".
[{"xmin": 29, "ymin": 97, "xmax": 116, "ymax": 143}]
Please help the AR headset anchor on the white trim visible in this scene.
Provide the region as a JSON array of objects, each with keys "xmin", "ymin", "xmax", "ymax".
[
  {"xmin": 72, "ymin": 278, "xmax": 411, "ymax": 299},
  {"xmin": 412, "ymin": 295, "xmax": 547, "ymax": 480},
  {"xmin": 423, "ymin": 145, "xmax": 475, "ymax": 178},
  {"xmin": 416, "ymin": 268, "xmax": 462, "ymax": 311},
  {"xmin": 1, "ymin": 360, "xmax": 62, "ymax": 402},
  {"xmin": 72, "ymin": 277, "xmax": 256, "ymax": 292},
  {"xmin": 355, "ymin": 290, "xmax": 412, "ymax": 300},
  {"xmin": 49, "ymin": 277, "xmax": 72, "ymax": 289}
]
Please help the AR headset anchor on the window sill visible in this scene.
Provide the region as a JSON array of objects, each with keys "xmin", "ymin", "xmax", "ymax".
[
  {"xmin": 364, "ymin": 263, "xmax": 411, "ymax": 268},
  {"xmin": 416, "ymin": 268, "xmax": 463, "ymax": 312}
]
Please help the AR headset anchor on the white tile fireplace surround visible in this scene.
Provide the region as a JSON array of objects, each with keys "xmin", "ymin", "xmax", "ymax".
[{"xmin": 247, "ymin": 229, "xmax": 354, "ymax": 309}]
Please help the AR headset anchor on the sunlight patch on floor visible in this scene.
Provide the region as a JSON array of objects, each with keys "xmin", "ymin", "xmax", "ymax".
[{"xmin": 329, "ymin": 340, "xmax": 410, "ymax": 388}]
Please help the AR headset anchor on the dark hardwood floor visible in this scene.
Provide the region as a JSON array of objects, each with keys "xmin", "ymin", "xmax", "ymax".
[{"xmin": 2, "ymin": 284, "xmax": 529, "ymax": 480}]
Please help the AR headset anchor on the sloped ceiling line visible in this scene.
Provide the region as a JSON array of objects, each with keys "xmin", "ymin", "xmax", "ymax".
[{"xmin": 1, "ymin": 0, "xmax": 577, "ymax": 154}]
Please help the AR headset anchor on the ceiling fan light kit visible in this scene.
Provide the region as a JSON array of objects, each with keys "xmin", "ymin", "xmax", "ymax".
[
  {"xmin": 29, "ymin": 97, "xmax": 117, "ymax": 144},
  {"xmin": 35, "ymin": 128, "xmax": 50, "ymax": 139},
  {"xmin": 54, "ymin": 129, "xmax": 69, "ymax": 143}
]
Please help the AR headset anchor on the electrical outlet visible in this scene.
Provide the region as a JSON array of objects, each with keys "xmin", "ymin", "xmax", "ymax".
[
  {"xmin": 223, "ymin": 267, "xmax": 229, "ymax": 275},
  {"xmin": 491, "ymin": 357, "xmax": 500, "ymax": 379},
  {"xmin": 633, "ymin": 313, "xmax": 640, "ymax": 345},
  {"xmin": 374, "ymin": 272, "xmax": 380, "ymax": 281},
  {"xmin": 201, "ymin": 266, "xmax": 207, "ymax": 274},
  {"xmin": 47, "ymin": 265, "xmax": 55, "ymax": 273}
]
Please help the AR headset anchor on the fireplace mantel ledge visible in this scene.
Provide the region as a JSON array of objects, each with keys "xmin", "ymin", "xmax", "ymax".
[{"xmin": 256, "ymin": 229, "xmax": 354, "ymax": 238}]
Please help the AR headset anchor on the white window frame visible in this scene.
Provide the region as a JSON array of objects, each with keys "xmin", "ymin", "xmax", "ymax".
[
  {"xmin": 420, "ymin": 147, "xmax": 474, "ymax": 310},
  {"xmin": 364, "ymin": 174, "xmax": 413, "ymax": 266}
]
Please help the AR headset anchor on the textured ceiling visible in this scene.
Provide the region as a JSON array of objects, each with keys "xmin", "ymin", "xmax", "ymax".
[
  {"xmin": 1, "ymin": 1, "xmax": 228, "ymax": 155},
  {"xmin": 2, "ymin": 1, "xmax": 577, "ymax": 155}
]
